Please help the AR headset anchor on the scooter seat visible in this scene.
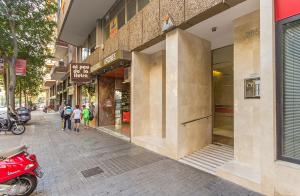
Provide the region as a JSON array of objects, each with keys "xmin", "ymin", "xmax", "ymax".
[{"xmin": 0, "ymin": 145, "xmax": 27, "ymax": 160}]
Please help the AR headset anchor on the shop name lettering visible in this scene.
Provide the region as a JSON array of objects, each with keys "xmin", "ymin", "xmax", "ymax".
[
  {"xmin": 72, "ymin": 65, "xmax": 89, "ymax": 78},
  {"xmin": 104, "ymin": 53, "xmax": 117, "ymax": 65}
]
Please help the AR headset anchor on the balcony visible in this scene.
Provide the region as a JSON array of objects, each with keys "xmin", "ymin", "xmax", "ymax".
[
  {"xmin": 58, "ymin": 0, "xmax": 117, "ymax": 45},
  {"xmin": 50, "ymin": 61, "xmax": 68, "ymax": 81},
  {"xmin": 83, "ymin": 47, "xmax": 104, "ymax": 74},
  {"xmin": 43, "ymin": 74, "xmax": 56, "ymax": 88}
]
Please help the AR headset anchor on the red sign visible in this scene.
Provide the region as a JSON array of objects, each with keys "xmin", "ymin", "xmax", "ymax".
[
  {"xmin": 15, "ymin": 59, "xmax": 26, "ymax": 76},
  {"xmin": 275, "ymin": 0, "xmax": 300, "ymax": 22}
]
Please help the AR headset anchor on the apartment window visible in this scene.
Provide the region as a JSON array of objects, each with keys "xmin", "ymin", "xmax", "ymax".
[
  {"xmin": 138, "ymin": 0, "xmax": 149, "ymax": 11},
  {"xmin": 81, "ymin": 48, "xmax": 90, "ymax": 61},
  {"xmin": 118, "ymin": 8, "xmax": 125, "ymax": 29},
  {"xmin": 127, "ymin": 0, "xmax": 136, "ymax": 21},
  {"xmin": 102, "ymin": 0, "xmax": 125, "ymax": 41},
  {"xmin": 277, "ymin": 15, "xmax": 300, "ymax": 164}
]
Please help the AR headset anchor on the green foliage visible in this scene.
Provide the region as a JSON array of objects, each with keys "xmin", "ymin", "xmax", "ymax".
[
  {"xmin": 81, "ymin": 84, "xmax": 96, "ymax": 98},
  {"xmin": 0, "ymin": 0, "xmax": 57, "ymax": 108},
  {"xmin": 0, "ymin": 0, "xmax": 57, "ymax": 58}
]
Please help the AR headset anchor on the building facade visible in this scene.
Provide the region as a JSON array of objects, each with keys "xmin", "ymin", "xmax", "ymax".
[{"xmin": 43, "ymin": 0, "xmax": 300, "ymax": 195}]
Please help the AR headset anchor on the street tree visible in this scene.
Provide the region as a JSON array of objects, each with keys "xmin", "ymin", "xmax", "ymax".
[{"xmin": 0, "ymin": 0, "xmax": 56, "ymax": 110}]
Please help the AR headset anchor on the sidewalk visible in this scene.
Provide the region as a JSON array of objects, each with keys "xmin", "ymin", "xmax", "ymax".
[{"xmin": 0, "ymin": 111, "xmax": 262, "ymax": 196}]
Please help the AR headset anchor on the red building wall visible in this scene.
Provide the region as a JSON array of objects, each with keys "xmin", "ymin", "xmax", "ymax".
[{"xmin": 275, "ymin": 0, "xmax": 300, "ymax": 21}]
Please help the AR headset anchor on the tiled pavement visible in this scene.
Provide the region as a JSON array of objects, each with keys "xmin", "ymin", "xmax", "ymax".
[{"xmin": 0, "ymin": 111, "xmax": 262, "ymax": 196}]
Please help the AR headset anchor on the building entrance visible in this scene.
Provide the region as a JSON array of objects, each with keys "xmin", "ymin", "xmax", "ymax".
[
  {"xmin": 212, "ymin": 45, "xmax": 234, "ymax": 146},
  {"xmin": 98, "ymin": 67, "xmax": 131, "ymax": 138}
]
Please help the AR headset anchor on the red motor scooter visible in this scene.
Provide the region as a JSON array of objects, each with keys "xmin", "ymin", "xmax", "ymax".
[{"xmin": 0, "ymin": 145, "xmax": 43, "ymax": 196}]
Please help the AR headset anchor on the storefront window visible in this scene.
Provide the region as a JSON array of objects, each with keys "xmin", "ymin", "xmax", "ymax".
[
  {"xmin": 277, "ymin": 16, "xmax": 300, "ymax": 164},
  {"xmin": 138, "ymin": 0, "xmax": 149, "ymax": 11},
  {"xmin": 80, "ymin": 83, "xmax": 96, "ymax": 107},
  {"xmin": 127, "ymin": 0, "xmax": 136, "ymax": 21}
]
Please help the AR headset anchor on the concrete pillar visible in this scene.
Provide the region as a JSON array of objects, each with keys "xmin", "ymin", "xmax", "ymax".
[
  {"xmin": 259, "ymin": 0, "xmax": 275, "ymax": 194},
  {"xmin": 166, "ymin": 29, "xmax": 212, "ymax": 159}
]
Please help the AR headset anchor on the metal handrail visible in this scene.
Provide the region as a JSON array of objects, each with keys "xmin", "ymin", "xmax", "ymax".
[{"xmin": 181, "ymin": 115, "xmax": 212, "ymax": 126}]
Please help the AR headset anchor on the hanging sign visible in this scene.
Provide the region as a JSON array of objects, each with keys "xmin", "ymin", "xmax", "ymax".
[
  {"xmin": 70, "ymin": 63, "xmax": 91, "ymax": 83},
  {"xmin": 15, "ymin": 59, "xmax": 27, "ymax": 76}
]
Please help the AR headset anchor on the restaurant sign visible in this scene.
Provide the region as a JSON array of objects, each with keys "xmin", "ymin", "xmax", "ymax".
[{"xmin": 70, "ymin": 63, "xmax": 91, "ymax": 83}]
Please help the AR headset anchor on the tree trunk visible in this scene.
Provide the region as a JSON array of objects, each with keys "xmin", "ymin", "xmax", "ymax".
[
  {"xmin": 24, "ymin": 91, "xmax": 27, "ymax": 107},
  {"xmin": 19, "ymin": 81, "xmax": 22, "ymax": 108},
  {"xmin": 8, "ymin": 19, "xmax": 18, "ymax": 111}
]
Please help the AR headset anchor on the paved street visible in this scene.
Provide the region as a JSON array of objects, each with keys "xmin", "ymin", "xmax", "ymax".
[{"xmin": 0, "ymin": 111, "xmax": 261, "ymax": 196}]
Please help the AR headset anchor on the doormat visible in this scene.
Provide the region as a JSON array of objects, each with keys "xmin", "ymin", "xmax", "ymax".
[{"xmin": 81, "ymin": 167, "xmax": 104, "ymax": 178}]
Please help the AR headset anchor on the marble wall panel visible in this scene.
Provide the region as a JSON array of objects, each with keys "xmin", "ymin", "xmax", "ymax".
[
  {"xmin": 118, "ymin": 25, "xmax": 129, "ymax": 51},
  {"xmin": 129, "ymin": 12, "xmax": 143, "ymax": 51},
  {"xmin": 185, "ymin": 0, "xmax": 223, "ymax": 21},
  {"xmin": 104, "ymin": 35, "xmax": 119, "ymax": 58},
  {"xmin": 160, "ymin": 0, "xmax": 185, "ymax": 27},
  {"xmin": 142, "ymin": 0, "xmax": 161, "ymax": 44}
]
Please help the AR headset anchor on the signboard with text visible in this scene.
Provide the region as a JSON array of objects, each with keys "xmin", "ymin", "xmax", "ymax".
[
  {"xmin": 70, "ymin": 63, "xmax": 91, "ymax": 83},
  {"xmin": 15, "ymin": 59, "xmax": 27, "ymax": 76}
]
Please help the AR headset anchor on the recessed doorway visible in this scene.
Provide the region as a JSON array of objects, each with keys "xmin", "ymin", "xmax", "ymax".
[{"xmin": 212, "ymin": 45, "xmax": 234, "ymax": 146}]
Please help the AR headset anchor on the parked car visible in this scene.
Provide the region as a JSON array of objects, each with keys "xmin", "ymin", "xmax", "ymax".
[{"xmin": 16, "ymin": 107, "xmax": 31, "ymax": 124}]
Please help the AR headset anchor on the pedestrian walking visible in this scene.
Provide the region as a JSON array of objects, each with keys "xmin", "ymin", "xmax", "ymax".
[
  {"xmin": 59, "ymin": 103, "xmax": 65, "ymax": 130},
  {"xmin": 62, "ymin": 104, "xmax": 72, "ymax": 131},
  {"xmin": 89, "ymin": 102, "xmax": 95, "ymax": 121},
  {"xmin": 72, "ymin": 105, "xmax": 81, "ymax": 132},
  {"xmin": 82, "ymin": 105, "xmax": 90, "ymax": 129}
]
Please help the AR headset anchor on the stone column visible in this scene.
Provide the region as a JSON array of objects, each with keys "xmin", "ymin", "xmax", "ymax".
[{"xmin": 166, "ymin": 29, "xmax": 212, "ymax": 159}]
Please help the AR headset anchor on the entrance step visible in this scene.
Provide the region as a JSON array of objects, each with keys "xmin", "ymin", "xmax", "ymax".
[
  {"xmin": 96, "ymin": 127, "xmax": 130, "ymax": 142},
  {"xmin": 178, "ymin": 144, "xmax": 233, "ymax": 175}
]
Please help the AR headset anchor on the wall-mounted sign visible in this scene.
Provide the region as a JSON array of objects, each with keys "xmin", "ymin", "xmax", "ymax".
[
  {"xmin": 110, "ymin": 17, "xmax": 118, "ymax": 38},
  {"xmin": 70, "ymin": 63, "xmax": 91, "ymax": 83},
  {"xmin": 162, "ymin": 14, "xmax": 175, "ymax": 32},
  {"xmin": 244, "ymin": 77, "xmax": 260, "ymax": 99},
  {"xmin": 104, "ymin": 52, "xmax": 118, "ymax": 66},
  {"xmin": 15, "ymin": 59, "xmax": 27, "ymax": 76}
]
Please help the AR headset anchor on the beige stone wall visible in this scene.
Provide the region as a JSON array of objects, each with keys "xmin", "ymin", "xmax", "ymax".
[
  {"xmin": 131, "ymin": 52, "xmax": 150, "ymax": 137},
  {"xmin": 149, "ymin": 51, "xmax": 166, "ymax": 137},
  {"xmin": 131, "ymin": 51, "xmax": 166, "ymax": 137},
  {"xmin": 102, "ymin": 0, "xmax": 246, "ymax": 57},
  {"xmin": 233, "ymin": 11, "xmax": 261, "ymax": 169},
  {"xmin": 176, "ymin": 29, "xmax": 212, "ymax": 158}
]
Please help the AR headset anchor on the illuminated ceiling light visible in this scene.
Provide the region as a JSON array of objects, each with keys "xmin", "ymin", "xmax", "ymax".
[{"xmin": 213, "ymin": 70, "xmax": 222, "ymax": 77}]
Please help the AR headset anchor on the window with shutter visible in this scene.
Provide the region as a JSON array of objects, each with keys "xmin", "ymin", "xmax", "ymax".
[{"xmin": 277, "ymin": 16, "xmax": 300, "ymax": 164}]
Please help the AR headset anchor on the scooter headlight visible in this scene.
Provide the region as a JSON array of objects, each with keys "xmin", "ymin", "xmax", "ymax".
[{"xmin": 25, "ymin": 163, "xmax": 34, "ymax": 170}]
